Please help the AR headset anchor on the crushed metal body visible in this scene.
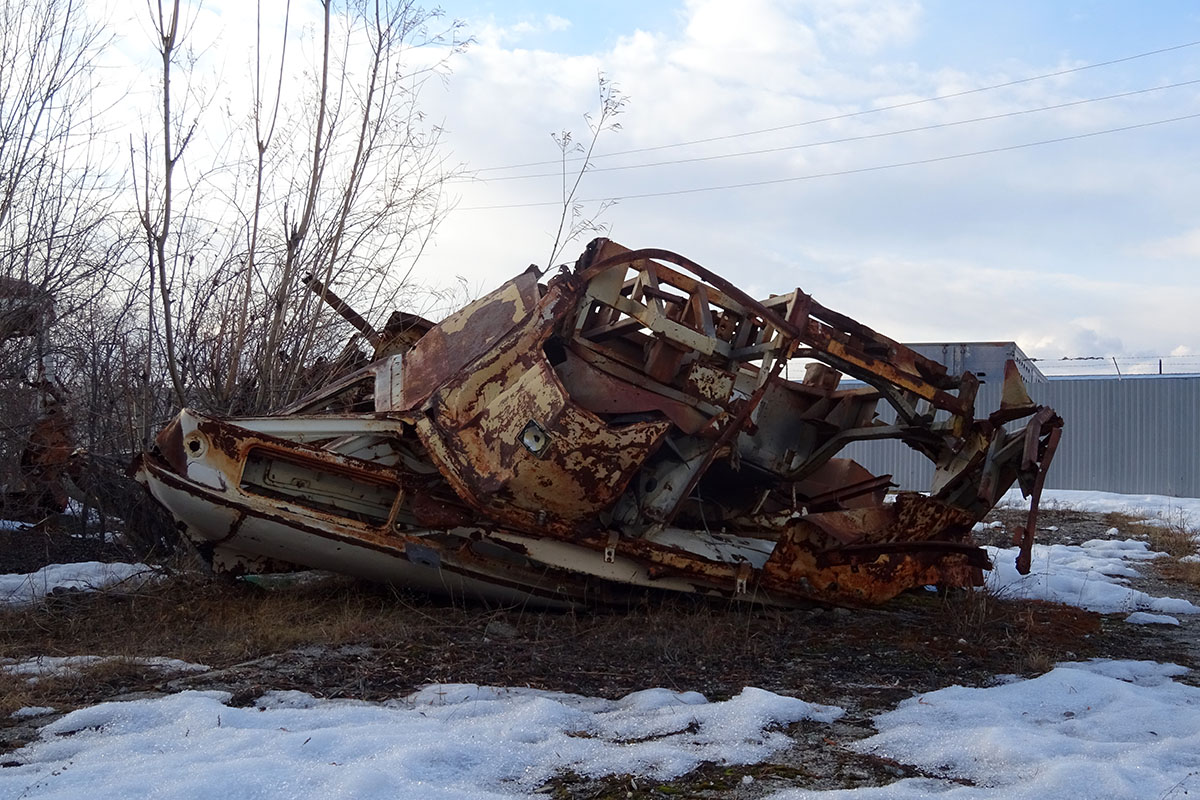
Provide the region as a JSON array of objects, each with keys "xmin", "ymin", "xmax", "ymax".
[{"xmin": 135, "ymin": 240, "xmax": 1062, "ymax": 607}]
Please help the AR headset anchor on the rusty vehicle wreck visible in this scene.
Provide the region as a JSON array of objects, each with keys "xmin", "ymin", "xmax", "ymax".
[{"xmin": 135, "ymin": 239, "xmax": 1063, "ymax": 608}]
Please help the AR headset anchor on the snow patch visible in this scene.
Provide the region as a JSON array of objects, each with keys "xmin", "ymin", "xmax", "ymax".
[
  {"xmin": 0, "ymin": 684, "xmax": 843, "ymax": 799},
  {"xmin": 999, "ymin": 488, "xmax": 1200, "ymax": 520},
  {"xmin": 985, "ymin": 539, "xmax": 1198, "ymax": 614},
  {"xmin": 774, "ymin": 660, "xmax": 1200, "ymax": 799},
  {"xmin": 1, "ymin": 656, "xmax": 209, "ymax": 682},
  {"xmin": 0, "ymin": 562, "xmax": 160, "ymax": 606},
  {"xmin": 1125, "ymin": 612, "xmax": 1181, "ymax": 626},
  {"xmin": 10, "ymin": 706, "xmax": 55, "ymax": 719}
]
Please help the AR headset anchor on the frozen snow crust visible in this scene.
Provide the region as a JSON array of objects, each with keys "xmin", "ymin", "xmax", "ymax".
[
  {"xmin": 772, "ymin": 660, "xmax": 1200, "ymax": 799},
  {"xmin": 0, "ymin": 685, "xmax": 841, "ymax": 799},
  {"xmin": 0, "ymin": 562, "xmax": 158, "ymax": 606},
  {"xmin": 4, "ymin": 662, "xmax": 1199, "ymax": 799}
]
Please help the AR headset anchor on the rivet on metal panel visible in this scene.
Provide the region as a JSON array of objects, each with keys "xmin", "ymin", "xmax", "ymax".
[{"xmin": 604, "ymin": 531, "xmax": 619, "ymax": 563}]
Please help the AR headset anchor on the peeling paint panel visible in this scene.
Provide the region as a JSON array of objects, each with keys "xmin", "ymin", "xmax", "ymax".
[{"xmin": 136, "ymin": 239, "xmax": 1062, "ymax": 609}]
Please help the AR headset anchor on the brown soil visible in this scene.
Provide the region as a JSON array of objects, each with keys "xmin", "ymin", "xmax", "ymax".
[{"xmin": 2, "ymin": 506, "xmax": 1198, "ymax": 797}]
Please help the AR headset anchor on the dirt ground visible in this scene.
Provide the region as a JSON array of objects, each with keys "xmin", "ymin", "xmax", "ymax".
[{"xmin": 2, "ymin": 506, "xmax": 1198, "ymax": 797}]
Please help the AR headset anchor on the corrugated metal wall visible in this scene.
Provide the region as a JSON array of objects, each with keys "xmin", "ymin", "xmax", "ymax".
[{"xmin": 840, "ymin": 376, "xmax": 1200, "ymax": 497}]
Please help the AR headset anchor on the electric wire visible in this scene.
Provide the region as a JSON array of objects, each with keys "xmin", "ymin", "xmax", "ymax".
[
  {"xmin": 457, "ymin": 111, "xmax": 1200, "ymax": 211},
  {"xmin": 452, "ymin": 78, "xmax": 1200, "ymax": 184},
  {"xmin": 471, "ymin": 39, "xmax": 1200, "ymax": 174}
]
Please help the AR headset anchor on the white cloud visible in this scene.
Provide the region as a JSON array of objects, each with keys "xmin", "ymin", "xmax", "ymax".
[
  {"xmin": 474, "ymin": 13, "xmax": 574, "ymax": 47},
  {"xmin": 1140, "ymin": 227, "xmax": 1200, "ymax": 259},
  {"xmin": 809, "ymin": 0, "xmax": 923, "ymax": 54},
  {"xmin": 409, "ymin": 2, "xmax": 1200, "ymax": 361}
]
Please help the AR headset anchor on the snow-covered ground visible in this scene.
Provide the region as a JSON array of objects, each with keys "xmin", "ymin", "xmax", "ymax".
[
  {"xmin": 2, "ymin": 490, "xmax": 1198, "ymax": 798},
  {"xmin": 1, "ymin": 686, "xmax": 842, "ymax": 799},
  {"xmin": 988, "ymin": 488, "xmax": 1200, "ymax": 620},
  {"xmin": 0, "ymin": 562, "xmax": 159, "ymax": 607},
  {"xmin": 2, "ymin": 655, "xmax": 209, "ymax": 682},
  {"xmin": 999, "ymin": 487, "xmax": 1200, "ymax": 520},
  {"xmin": 772, "ymin": 660, "xmax": 1200, "ymax": 800},
  {"xmin": 986, "ymin": 539, "xmax": 1198, "ymax": 616},
  {"xmin": 2, "ymin": 660, "xmax": 1197, "ymax": 799}
]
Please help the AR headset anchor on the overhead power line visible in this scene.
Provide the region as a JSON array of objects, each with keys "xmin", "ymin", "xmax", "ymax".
[
  {"xmin": 453, "ymin": 79, "xmax": 1200, "ymax": 184},
  {"xmin": 457, "ymin": 111, "xmax": 1200, "ymax": 211},
  {"xmin": 472, "ymin": 38, "xmax": 1200, "ymax": 174}
]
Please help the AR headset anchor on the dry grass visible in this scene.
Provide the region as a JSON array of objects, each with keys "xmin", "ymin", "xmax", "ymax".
[
  {"xmin": 0, "ymin": 569, "xmax": 1112, "ymax": 739},
  {"xmin": 1105, "ymin": 510, "xmax": 1200, "ymax": 588},
  {"xmin": 0, "ymin": 574, "xmax": 428, "ymax": 718},
  {"xmin": 938, "ymin": 587, "xmax": 1099, "ymax": 675},
  {"xmin": 1, "ymin": 574, "xmax": 443, "ymax": 663},
  {"xmin": 0, "ymin": 659, "xmax": 167, "ymax": 719}
]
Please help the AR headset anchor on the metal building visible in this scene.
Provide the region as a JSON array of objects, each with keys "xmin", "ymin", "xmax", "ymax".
[{"xmin": 841, "ymin": 343, "xmax": 1200, "ymax": 498}]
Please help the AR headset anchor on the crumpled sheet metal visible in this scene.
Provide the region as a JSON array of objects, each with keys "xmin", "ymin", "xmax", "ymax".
[{"xmin": 135, "ymin": 239, "xmax": 1062, "ymax": 608}]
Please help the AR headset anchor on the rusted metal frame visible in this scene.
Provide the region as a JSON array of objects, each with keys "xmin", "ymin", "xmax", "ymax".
[
  {"xmin": 584, "ymin": 250, "xmax": 753, "ymax": 320},
  {"xmin": 1014, "ymin": 411, "xmax": 1064, "ymax": 574},
  {"xmin": 148, "ymin": 450, "xmax": 599, "ymax": 604},
  {"xmin": 212, "ymin": 414, "xmax": 408, "ymax": 442},
  {"xmin": 566, "ymin": 339, "xmax": 725, "ymax": 418},
  {"xmin": 582, "ymin": 252, "xmax": 792, "ymax": 394},
  {"xmin": 604, "ymin": 290, "xmax": 731, "ymax": 359},
  {"xmin": 640, "ymin": 284, "xmax": 688, "ymax": 307},
  {"xmin": 192, "ymin": 413, "xmax": 413, "ymax": 486},
  {"xmin": 786, "ymin": 423, "xmax": 939, "ymax": 483},
  {"xmin": 687, "ymin": 283, "xmax": 717, "ymax": 337},
  {"xmin": 815, "ymin": 348, "xmax": 925, "ymax": 425},
  {"xmin": 274, "ymin": 363, "xmax": 379, "ymax": 415},
  {"xmin": 953, "ymin": 370, "xmax": 981, "ymax": 437},
  {"xmin": 211, "ymin": 439, "xmax": 407, "ymax": 528},
  {"xmin": 583, "ymin": 248, "xmax": 967, "ymax": 414},
  {"xmin": 814, "ymin": 540, "xmax": 991, "ymax": 568},
  {"xmin": 803, "ymin": 297, "xmax": 957, "ymax": 389},
  {"xmin": 928, "ymin": 443, "xmax": 992, "ymax": 505},
  {"xmin": 659, "ymin": 338, "xmax": 798, "ymax": 527},
  {"xmin": 574, "ymin": 261, "xmax": 628, "ymax": 334},
  {"xmin": 303, "ymin": 273, "xmax": 382, "ymax": 348},
  {"xmin": 730, "ymin": 339, "xmax": 786, "ymax": 363},
  {"xmin": 976, "ymin": 427, "xmax": 1015, "ymax": 505},
  {"xmin": 808, "ymin": 326, "xmax": 970, "ymax": 418},
  {"xmin": 801, "ymin": 474, "xmax": 895, "ymax": 510},
  {"xmin": 239, "ymin": 445, "xmax": 405, "ymax": 529},
  {"xmin": 589, "ymin": 247, "xmax": 975, "ymax": 421},
  {"xmin": 580, "ymin": 314, "xmax": 652, "ymax": 343},
  {"xmin": 577, "ymin": 265, "xmax": 733, "ymax": 359},
  {"xmin": 631, "ymin": 260, "xmax": 666, "ymax": 317},
  {"xmin": 139, "ymin": 451, "xmax": 409, "ymax": 550},
  {"xmin": 1021, "ymin": 407, "xmax": 1057, "ymax": 473},
  {"xmin": 582, "ymin": 248, "xmax": 775, "ymax": 328}
]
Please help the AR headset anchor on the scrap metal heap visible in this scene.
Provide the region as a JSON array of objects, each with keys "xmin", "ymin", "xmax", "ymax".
[{"xmin": 135, "ymin": 240, "xmax": 1062, "ymax": 607}]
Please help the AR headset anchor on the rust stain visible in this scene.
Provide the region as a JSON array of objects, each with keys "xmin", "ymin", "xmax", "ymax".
[{"xmin": 135, "ymin": 239, "xmax": 1063, "ymax": 609}]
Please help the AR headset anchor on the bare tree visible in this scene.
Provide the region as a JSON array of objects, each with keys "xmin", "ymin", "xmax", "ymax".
[
  {"xmin": 131, "ymin": 0, "xmax": 196, "ymax": 408},
  {"xmin": 0, "ymin": 0, "xmax": 129, "ymax": 513},
  {"xmin": 245, "ymin": 0, "xmax": 466, "ymax": 411},
  {"xmin": 126, "ymin": 0, "xmax": 466, "ymax": 416}
]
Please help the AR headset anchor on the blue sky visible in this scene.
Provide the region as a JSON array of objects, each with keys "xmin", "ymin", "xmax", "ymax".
[
  {"xmin": 400, "ymin": 0, "xmax": 1200, "ymax": 369},
  {"xmin": 114, "ymin": 0, "xmax": 1200, "ymax": 370}
]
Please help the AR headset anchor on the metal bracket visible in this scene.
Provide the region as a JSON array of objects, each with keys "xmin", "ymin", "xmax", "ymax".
[
  {"xmin": 735, "ymin": 561, "xmax": 752, "ymax": 595},
  {"xmin": 604, "ymin": 531, "xmax": 619, "ymax": 563}
]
